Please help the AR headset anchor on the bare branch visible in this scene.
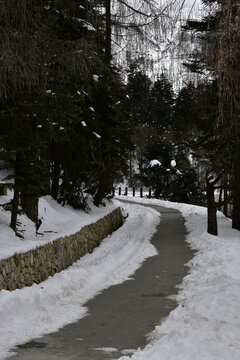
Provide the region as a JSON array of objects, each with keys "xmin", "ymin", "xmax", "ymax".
[{"xmin": 118, "ymin": 0, "xmax": 151, "ymax": 17}]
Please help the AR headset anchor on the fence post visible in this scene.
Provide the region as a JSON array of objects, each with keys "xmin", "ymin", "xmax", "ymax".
[
  {"xmin": 133, "ymin": 188, "xmax": 135, "ymax": 197},
  {"xmin": 148, "ymin": 188, "xmax": 152, "ymax": 198},
  {"xmin": 140, "ymin": 187, "xmax": 143, "ymax": 198},
  {"xmin": 124, "ymin": 187, "xmax": 128, "ymax": 196},
  {"xmin": 119, "ymin": 187, "xmax": 121, "ymax": 196}
]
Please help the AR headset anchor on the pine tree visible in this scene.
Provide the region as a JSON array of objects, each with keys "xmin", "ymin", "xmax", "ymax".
[
  {"xmin": 148, "ymin": 74, "xmax": 174, "ymax": 132},
  {"xmin": 0, "ymin": 0, "xmax": 127, "ymax": 235}
]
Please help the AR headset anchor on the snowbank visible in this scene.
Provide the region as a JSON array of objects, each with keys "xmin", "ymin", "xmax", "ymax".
[
  {"xmin": 116, "ymin": 196, "xmax": 240, "ymax": 360},
  {"xmin": 0, "ymin": 194, "xmax": 118, "ymax": 261},
  {"xmin": 0, "ymin": 201, "xmax": 160, "ymax": 360}
]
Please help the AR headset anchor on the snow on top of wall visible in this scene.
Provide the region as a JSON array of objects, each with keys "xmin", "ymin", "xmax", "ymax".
[{"xmin": 0, "ymin": 194, "xmax": 117, "ymax": 261}]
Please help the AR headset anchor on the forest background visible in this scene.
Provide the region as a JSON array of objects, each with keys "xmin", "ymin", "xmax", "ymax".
[{"xmin": 0, "ymin": 0, "xmax": 239, "ymax": 238}]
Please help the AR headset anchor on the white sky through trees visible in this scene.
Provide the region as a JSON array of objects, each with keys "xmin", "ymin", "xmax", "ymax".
[{"xmin": 111, "ymin": 0, "xmax": 203, "ymax": 88}]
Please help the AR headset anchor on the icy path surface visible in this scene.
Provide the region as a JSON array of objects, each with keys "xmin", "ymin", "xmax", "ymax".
[
  {"xmin": 0, "ymin": 201, "xmax": 159, "ymax": 360},
  {"xmin": 6, "ymin": 201, "xmax": 193, "ymax": 360}
]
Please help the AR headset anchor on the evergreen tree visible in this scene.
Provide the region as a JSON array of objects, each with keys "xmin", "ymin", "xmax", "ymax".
[
  {"xmin": 133, "ymin": 74, "xmax": 204, "ymax": 205},
  {"xmin": 0, "ymin": 0, "xmax": 127, "ymax": 236},
  {"xmin": 182, "ymin": 1, "xmax": 240, "ymax": 232},
  {"xmin": 148, "ymin": 74, "xmax": 174, "ymax": 132},
  {"xmin": 126, "ymin": 64, "xmax": 151, "ymax": 127}
]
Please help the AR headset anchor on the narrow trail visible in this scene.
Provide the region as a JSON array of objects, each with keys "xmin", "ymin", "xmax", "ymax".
[{"xmin": 10, "ymin": 202, "xmax": 194, "ymax": 360}]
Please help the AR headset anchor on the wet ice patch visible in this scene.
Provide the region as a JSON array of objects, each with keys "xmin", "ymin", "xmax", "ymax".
[
  {"xmin": 94, "ymin": 347, "xmax": 118, "ymax": 353},
  {"xmin": 121, "ymin": 349, "xmax": 136, "ymax": 355}
]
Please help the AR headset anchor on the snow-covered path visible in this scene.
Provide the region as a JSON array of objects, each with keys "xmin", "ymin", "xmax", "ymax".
[
  {"xmin": 0, "ymin": 201, "xmax": 159, "ymax": 359},
  {"xmin": 118, "ymin": 197, "xmax": 240, "ymax": 360},
  {"xmin": 6, "ymin": 202, "xmax": 193, "ymax": 360},
  {"xmin": 3, "ymin": 197, "xmax": 240, "ymax": 360}
]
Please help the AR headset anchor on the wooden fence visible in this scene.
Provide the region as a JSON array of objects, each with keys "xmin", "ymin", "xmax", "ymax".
[{"xmin": 116, "ymin": 187, "xmax": 152, "ymax": 198}]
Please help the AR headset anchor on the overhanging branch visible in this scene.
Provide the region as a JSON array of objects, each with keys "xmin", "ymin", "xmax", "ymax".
[{"xmin": 118, "ymin": 0, "xmax": 151, "ymax": 17}]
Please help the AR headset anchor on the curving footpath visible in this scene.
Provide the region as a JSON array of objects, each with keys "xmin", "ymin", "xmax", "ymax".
[{"xmin": 9, "ymin": 201, "xmax": 194, "ymax": 360}]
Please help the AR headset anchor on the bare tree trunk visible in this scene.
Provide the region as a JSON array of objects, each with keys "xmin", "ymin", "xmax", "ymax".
[
  {"xmin": 232, "ymin": 142, "xmax": 240, "ymax": 230},
  {"xmin": 10, "ymin": 152, "xmax": 21, "ymax": 233},
  {"xmin": 223, "ymin": 173, "xmax": 228, "ymax": 217},
  {"xmin": 93, "ymin": 158, "xmax": 116, "ymax": 206},
  {"xmin": 207, "ymin": 178, "xmax": 218, "ymax": 236},
  {"xmin": 41, "ymin": 144, "xmax": 51, "ymax": 195},
  {"xmin": 154, "ymin": 186, "xmax": 161, "ymax": 199},
  {"xmin": 105, "ymin": 0, "xmax": 112, "ymax": 64},
  {"xmin": 51, "ymin": 161, "xmax": 61, "ymax": 200},
  {"xmin": 10, "ymin": 180, "xmax": 20, "ymax": 233},
  {"xmin": 129, "ymin": 152, "xmax": 134, "ymax": 187},
  {"xmin": 218, "ymin": 178, "xmax": 223, "ymax": 208},
  {"xmin": 21, "ymin": 196, "xmax": 39, "ymax": 224},
  {"xmin": 93, "ymin": 183, "xmax": 106, "ymax": 207}
]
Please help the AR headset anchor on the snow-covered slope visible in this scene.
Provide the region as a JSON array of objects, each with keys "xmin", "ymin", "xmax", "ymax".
[
  {"xmin": 2, "ymin": 192, "xmax": 239, "ymax": 360},
  {"xmin": 0, "ymin": 193, "xmax": 117, "ymax": 261}
]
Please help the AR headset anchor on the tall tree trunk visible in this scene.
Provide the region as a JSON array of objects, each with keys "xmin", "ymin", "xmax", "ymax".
[
  {"xmin": 41, "ymin": 144, "xmax": 51, "ymax": 195},
  {"xmin": 20, "ymin": 148, "xmax": 40, "ymax": 225},
  {"xmin": 10, "ymin": 179, "xmax": 20, "ymax": 233},
  {"xmin": 207, "ymin": 179, "xmax": 218, "ymax": 236},
  {"xmin": 223, "ymin": 173, "xmax": 228, "ymax": 217},
  {"xmin": 10, "ymin": 152, "xmax": 21, "ymax": 233},
  {"xmin": 154, "ymin": 186, "xmax": 161, "ymax": 199},
  {"xmin": 218, "ymin": 178, "xmax": 223, "ymax": 209},
  {"xmin": 51, "ymin": 161, "xmax": 61, "ymax": 200},
  {"xmin": 21, "ymin": 196, "xmax": 39, "ymax": 224},
  {"xmin": 93, "ymin": 158, "xmax": 115, "ymax": 206},
  {"xmin": 105, "ymin": 0, "xmax": 112, "ymax": 64},
  {"xmin": 93, "ymin": 183, "xmax": 106, "ymax": 207},
  {"xmin": 232, "ymin": 141, "xmax": 240, "ymax": 230},
  {"xmin": 129, "ymin": 152, "xmax": 134, "ymax": 187}
]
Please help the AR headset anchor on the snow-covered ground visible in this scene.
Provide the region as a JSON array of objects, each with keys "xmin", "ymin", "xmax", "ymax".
[
  {"xmin": 116, "ymin": 196, "xmax": 240, "ymax": 360},
  {"xmin": 1, "ymin": 192, "xmax": 240, "ymax": 360},
  {"xmin": 0, "ymin": 200, "xmax": 160, "ymax": 360},
  {"xmin": 0, "ymin": 193, "xmax": 118, "ymax": 261}
]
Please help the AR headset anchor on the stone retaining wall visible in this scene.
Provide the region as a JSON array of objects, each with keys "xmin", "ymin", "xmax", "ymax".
[{"xmin": 0, "ymin": 207, "xmax": 123, "ymax": 291}]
